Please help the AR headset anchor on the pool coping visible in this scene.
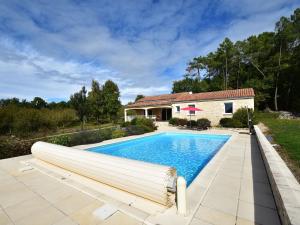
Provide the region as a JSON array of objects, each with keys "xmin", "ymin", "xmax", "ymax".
[{"xmin": 254, "ymin": 125, "xmax": 300, "ymax": 225}]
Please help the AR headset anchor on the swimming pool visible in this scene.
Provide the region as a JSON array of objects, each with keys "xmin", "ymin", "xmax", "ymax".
[{"xmin": 88, "ymin": 132, "xmax": 230, "ymax": 185}]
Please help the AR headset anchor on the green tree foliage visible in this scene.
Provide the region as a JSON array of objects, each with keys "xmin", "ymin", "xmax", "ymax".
[
  {"xmin": 102, "ymin": 80, "xmax": 121, "ymax": 121},
  {"xmin": 172, "ymin": 8, "xmax": 300, "ymax": 112},
  {"xmin": 31, "ymin": 97, "xmax": 47, "ymax": 109},
  {"xmin": 48, "ymin": 101, "xmax": 70, "ymax": 109},
  {"xmin": 70, "ymin": 86, "xmax": 88, "ymax": 129},
  {"xmin": 135, "ymin": 94, "xmax": 145, "ymax": 102},
  {"xmin": 172, "ymin": 75, "xmax": 209, "ymax": 93},
  {"xmin": 88, "ymin": 80, "xmax": 104, "ymax": 122}
]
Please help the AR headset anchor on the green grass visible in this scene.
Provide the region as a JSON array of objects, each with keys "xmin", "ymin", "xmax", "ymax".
[{"xmin": 256, "ymin": 112, "xmax": 300, "ymax": 166}]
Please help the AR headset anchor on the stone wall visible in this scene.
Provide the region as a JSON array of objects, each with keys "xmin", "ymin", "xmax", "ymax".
[
  {"xmin": 171, "ymin": 97, "xmax": 254, "ymax": 126},
  {"xmin": 254, "ymin": 125, "xmax": 300, "ymax": 225}
]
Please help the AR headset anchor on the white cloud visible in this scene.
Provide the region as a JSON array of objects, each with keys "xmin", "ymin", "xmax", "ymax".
[{"xmin": 0, "ymin": 0, "xmax": 298, "ymax": 103}]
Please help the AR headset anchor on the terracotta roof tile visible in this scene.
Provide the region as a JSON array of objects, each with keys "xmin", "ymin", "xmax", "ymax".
[{"xmin": 126, "ymin": 88, "xmax": 254, "ymax": 108}]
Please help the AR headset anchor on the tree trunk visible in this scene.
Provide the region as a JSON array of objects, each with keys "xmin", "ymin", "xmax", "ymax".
[
  {"xmin": 222, "ymin": 68, "xmax": 226, "ymax": 90},
  {"xmin": 274, "ymin": 42, "xmax": 282, "ymax": 111},
  {"xmin": 237, "ymin": 59, "xmax": 240, "ymax": 89},
  {"xmin": 197, "ymin": 68, "xmax": 200, "ymax": 80},
  {"xmin": 225, "ymin": 56, "xmax": 228, "ymax": 90}
]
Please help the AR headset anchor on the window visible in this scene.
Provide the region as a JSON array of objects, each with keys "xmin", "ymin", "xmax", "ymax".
[
  {"xmin": 189, "ymin": 104, "xmax": 195, "ymax": 115},
  {"xmin": 224, "ymin": 102, "xmax": 233, "ymax": 114},
  {"xmin": 148, "ymin": 109, "xmax": 153, "ymax": 115},
  {"xmin": 176, "ymin": 106, "xmax": 180, "ymax": 112}
]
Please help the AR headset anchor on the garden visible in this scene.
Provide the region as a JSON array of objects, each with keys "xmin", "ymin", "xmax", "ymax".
[{"xmin": 169, "ymin": 107, "xmax": 256, "ymax": 129}]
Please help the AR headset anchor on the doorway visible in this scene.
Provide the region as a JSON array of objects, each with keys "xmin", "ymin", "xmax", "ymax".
[{"xmin": 161, "ymin": 108, "xmax": 172, "ymax": 121}]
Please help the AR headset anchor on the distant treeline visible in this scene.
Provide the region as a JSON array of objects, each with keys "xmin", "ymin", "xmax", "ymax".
[
  {"xmin": 173, "ymin": 8, "xmax": 300, "ymax": 112},
  {"xmin": 0, "ymin": 79, "xmax": 121, "ymax": 136}
]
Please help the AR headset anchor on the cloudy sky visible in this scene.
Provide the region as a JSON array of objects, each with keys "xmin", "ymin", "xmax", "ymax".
[{"xmin": 0, "ymin": 0, "xmax": 299, "ymax": 103}]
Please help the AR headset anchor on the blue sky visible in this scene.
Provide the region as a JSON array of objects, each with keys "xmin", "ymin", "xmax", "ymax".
[{"xmin": 0, "ymin": 0, "xmax": 299, "ymax": 103}]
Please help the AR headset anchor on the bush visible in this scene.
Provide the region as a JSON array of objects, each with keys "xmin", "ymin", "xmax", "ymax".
[
  {"xmin": 177, "ymin": 118, "xmax": 188, "ymax": 126},
  {"xmin": 130, "ymin": 117, "xmax": 157, "ymax": 131},
  {"xmin": 169, "ymin": 117, "xmax": 179, "ymax": 126},
  {"xmin": 187, "ymin": 120, "xmax": 197, "ymax": 127},
  {"xmin": 99, "ymin": 128, "xmax": 113, "ymax": 141},
  {"xmin": 49, "ymin": 109, "xmax": 78, "ymax": 128},
  {"xmin": 197, "ymin": 118, "xmax": 211, "ymax": 130},
  {"xmin": 0, "ymin": 106, "xmax": 78, "ymax": 136},
  {"xmin": 47, "ymin": 135, "xmax": 70, "ymax": 146},
  {"xmin": 120, "ymin": 121, "xmax": 131, "ymax": 127},
  {"xmin": 69, "ymin": 130, "xmax": 102, "ymax": 146},
  {"xmin": 124, "ymin": 125, "xmax": 149, "ymax": 135},
  {"xmin": 0, "ymin": 137, "xmax": 36, "ymax": 160},
  {"xmin": 112, "ymin": 129, "xmax": 126, "ymax": 138},
  {"xmin": 0, "ymin": 105, "xmax": 15, "ymax": 134},
  {"xmin": 13, "ymin": 108, "xmax": 55, "ymax": 136},
  {"xmin": 219, "ymin": 118, "xmax": 243, "ymax": 128},
  {"xmin": 232, "ymin": 107, "xmax": 256, "ymax": 128}
]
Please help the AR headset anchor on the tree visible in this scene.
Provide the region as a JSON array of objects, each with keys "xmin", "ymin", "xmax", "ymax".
[
  {"xmin": 135, "ymin": 95, "xmax": 145, "ymax": 102},
  {"xmin": 87, "ymin": 80, "xmax": 104, "ymax": 122},
  {"xmin": 70, "ymin": 86, "xmax": 88, "ymax": 129},
  {"xmin": 187, "ymin": 57, "xmax": 205, "ymax": 79},
  {"xmin": 172, "ymin": 75, "xmax": 209, "ymax": 93},
  {"xmin": 31, "ymin": 97, "xmax": 47, "ymax": 109},
  {"xmin": 175, "ymin": 7, "xmax": 300, "ymax": 112},
  {"xmin": 102, "ymin": 80, "xmax": 121, "ymax": 121}
]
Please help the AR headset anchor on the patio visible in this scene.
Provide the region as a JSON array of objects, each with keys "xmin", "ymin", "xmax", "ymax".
[{"xmin": 0, "ymin": 128, "xmax": 280, "ymax": 225}]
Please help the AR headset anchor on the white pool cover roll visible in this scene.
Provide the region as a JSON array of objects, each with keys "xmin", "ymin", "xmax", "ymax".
[{"xmin": 31, "ymin": 141, "xmax": 177, "ymax": 206}]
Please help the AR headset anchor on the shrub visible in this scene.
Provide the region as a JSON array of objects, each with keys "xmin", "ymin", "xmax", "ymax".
[
  {"xmin": 124, "ymin": 125, "xmax": 148, "ymax": 135},
  {"xmin": 197, "ymin": 118, "xmax": 211, "ymax": 130},
  {"xmin": 49, "ymin": 109, "xmax": 78, "ymax": 128},
  {"xmin": 98, "ymin": 128, "xmax": 113, "ymax": 141},
  {"xmin": 219, "ymin": 118, "xmax": 243, "ymax": 128},
  {"xmin": 187, "ymin": 120, "xmax": 197, "ymax": 127},
  {"xmin": 232, "ymin": 107, "xmax": 256, "ymax": 128},
  {"xmin": 177, "ymin": 118, "xmax": 188, "ymax": 126},
  {"xmin": 0, "ymin": 105, "xmax": 15, "ymax": 134},
  {"xmin": 13, "ymin": 108, "xmax": 55, "ymax": 136},
  {"xmin": 0, "ymin": 137, "xmax": 36, "ymax": 160},
  {"xmin": 169, "ymin": 117, "xmax": 179, "ymax": 126},
  {"xmin": 130, "ymin": 117, "xmax": 157, "ymax": 131},
  {"xmin": 69, "ymin": 130, "xmax": 102, "ymax": 146},
  {"xmin": 112, "ymin": 129, "xmax": 126, "ymax": 138},
  {"xmin": 47, "ymin": 135, "xmax": 70, "ymax": 146},
  {"xmin": 120, "ymin": 121, "xmax": 131, "ymax": 127}
]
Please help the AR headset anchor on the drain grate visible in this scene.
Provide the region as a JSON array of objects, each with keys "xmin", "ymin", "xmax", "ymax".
[{"xmin": 93, "ymin": 204, "xmax": 118, "ymax": 220}]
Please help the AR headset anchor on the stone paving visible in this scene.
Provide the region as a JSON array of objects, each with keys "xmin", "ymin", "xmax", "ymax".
[
  {"xmin": 187, "ymin": 132, "xmax": 281, "ymax": 225},
  {"xmin": 0, "ymin": 127, "xmax": 281, "ymax": 225}
]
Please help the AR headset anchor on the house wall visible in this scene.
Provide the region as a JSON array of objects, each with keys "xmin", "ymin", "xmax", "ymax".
[{"xmin": 171, "ymin": 97, "xmax": 254, "ymax": 126}]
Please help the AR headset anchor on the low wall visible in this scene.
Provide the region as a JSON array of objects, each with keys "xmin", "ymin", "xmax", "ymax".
[
  {"xmin": 254, "ymin": 125, "xmax": 300, "ymax": 225},
  {"xmin": 31, "ymin": 141, "xmax": 177, "ymax": 206}
]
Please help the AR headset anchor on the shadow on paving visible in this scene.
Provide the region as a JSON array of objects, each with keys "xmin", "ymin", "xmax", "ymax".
[{"xmin": 250, "ymin": 135, "xmax": 282, "ymax": 225}]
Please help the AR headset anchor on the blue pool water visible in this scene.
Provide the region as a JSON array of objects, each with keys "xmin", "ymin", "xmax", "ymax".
[{"xmin": 88, "ymin": 133, "xmax": 230, "ymax": 185}]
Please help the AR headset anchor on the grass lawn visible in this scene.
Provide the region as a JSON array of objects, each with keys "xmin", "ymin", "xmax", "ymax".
[{"xmin": 256, "ymin": 112, "xmax": 300, "ymax": 168}]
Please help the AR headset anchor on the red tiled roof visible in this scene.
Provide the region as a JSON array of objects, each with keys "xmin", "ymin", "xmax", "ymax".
[{"xmin": 126, "ymin": 88, "xmax": 255, "ymax": 108}]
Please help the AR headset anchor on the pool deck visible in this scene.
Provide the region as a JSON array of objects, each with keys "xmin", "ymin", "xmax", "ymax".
[{"xmin": 0, "ymin": 127, "xmax": 281, "ymax": 225}]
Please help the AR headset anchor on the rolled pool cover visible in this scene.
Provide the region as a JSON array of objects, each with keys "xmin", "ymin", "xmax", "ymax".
[{"xmin": 31, "ymin": 141, "xmax": 177, "ymax": 206}]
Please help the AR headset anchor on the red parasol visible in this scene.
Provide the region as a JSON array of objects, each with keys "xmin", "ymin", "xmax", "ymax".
[
  {"xmin": 181, "ymin": 106, "xmax": 203, "ymax": 128},
  {"xmin": 181, "ymin": 106, "xmax": 202, "ymax": 111}
]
